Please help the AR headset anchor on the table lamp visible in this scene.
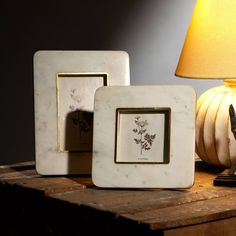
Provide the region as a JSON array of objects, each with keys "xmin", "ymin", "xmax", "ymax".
[{"xmin": 175, "ymin": 0, "xmax": 236, "ymax": 171}]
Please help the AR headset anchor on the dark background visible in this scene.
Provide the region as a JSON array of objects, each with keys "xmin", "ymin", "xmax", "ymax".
[
  {"xmin": 2, "ymin": 0, "xmax": 218, "ymax": 165},
  {"xmin": 1, "ymin": 0, "xmax": 140, "ymax": 164}
]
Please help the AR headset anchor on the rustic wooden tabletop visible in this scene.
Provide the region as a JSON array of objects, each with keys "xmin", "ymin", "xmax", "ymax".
[{"xmin": 0, "ymin": 161, "xmax": 236, "ymax": 236}]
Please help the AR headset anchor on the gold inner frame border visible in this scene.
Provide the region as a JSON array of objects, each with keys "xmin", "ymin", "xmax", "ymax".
[{"xmin": 56, "ymin": 72, "xmax": 109, "ymax": 153}]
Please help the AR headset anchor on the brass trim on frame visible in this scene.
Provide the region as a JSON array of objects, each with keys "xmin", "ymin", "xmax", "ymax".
[
  {"xmin": 56, "ymin": 72, "xmax": 109, "ymax": 153},
  {"xmin": 114, "ymin": 107, "xmax": 171, "ymax": 164}
]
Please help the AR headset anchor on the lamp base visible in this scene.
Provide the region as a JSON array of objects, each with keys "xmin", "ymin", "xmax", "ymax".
[
  {"xmin": 196, "ymin": 79, "xmax": 236, "ymax": 168},
  {"xmin": 213, "ymin": 164, "xmax": 236, "ymax": 187}
]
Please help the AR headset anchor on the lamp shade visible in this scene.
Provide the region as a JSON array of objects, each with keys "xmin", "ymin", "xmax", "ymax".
[{"xmin": 175, "ymin": 0, "xmax": 236, "ymax": 79}]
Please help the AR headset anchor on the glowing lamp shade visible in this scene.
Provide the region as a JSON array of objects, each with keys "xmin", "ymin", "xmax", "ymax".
[
  {"xmin": 175, "ymin": 0, "xmax": 236, "ymax": 168},
  {"xmin": 176, "ymin": 0, "xmax": 236, "ymax": 79}
]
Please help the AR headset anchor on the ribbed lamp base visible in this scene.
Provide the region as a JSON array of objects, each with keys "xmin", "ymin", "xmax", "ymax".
[{"xmin": 196, "ymin": 79, "xmax": 236, "ymax": 168}]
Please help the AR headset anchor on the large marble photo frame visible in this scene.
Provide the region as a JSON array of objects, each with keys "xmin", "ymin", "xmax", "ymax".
[
  {"xmin": 34, "ymin": 51, "xmax": 130, "ymax": 175},
  {"xmin": 92, "ymin": 86, "xmax": 196, "ymax": 188}
]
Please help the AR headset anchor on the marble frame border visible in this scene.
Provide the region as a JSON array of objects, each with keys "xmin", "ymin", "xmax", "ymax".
[
  {"xmin": 34, "ymin": 51, "xmax": 130, "ymax": 175},
  {"xmin": 92, "ymin": 86, "xmax": 196, "ymax": 188}
]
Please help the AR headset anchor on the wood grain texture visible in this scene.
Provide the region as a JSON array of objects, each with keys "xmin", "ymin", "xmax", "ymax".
[
  {"xmin": 0, "ymin": 161, "xmax": 89, "ymax": 194},
  {"xmin": 0, "ymin": 161, "xmax": 236, "ymax": 235},
  {"xmin": 164, "ymin": 217, "xmax": 236, "ymax": 236}
]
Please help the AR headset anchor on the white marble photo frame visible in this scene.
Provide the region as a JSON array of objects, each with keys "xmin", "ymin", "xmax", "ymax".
[
  {"xmin": 92, "ymin": 86, "xmax": 196, "ymax": 188},
  {"xmin": 34, "ymin": 51, "xmax": 130, "ymax": 175}
]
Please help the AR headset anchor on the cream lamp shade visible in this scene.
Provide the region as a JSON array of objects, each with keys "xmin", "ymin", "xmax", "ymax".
[{"xmin": 175, "ymin": 0, "xmax": 236, "ymax": 168}]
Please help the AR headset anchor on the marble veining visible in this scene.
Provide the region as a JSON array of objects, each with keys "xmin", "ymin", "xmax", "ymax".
[
  {"xmin": 34, "ymin": 51, "xmax": 130, "ymax": 175},
  {"xmin": 92, "ymin": 86, "xmax": 196, "ymax": 188}
]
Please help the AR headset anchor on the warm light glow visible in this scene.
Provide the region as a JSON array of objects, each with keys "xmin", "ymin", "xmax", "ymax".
[{"xmin": 175, "ymin": 0, "xmax": 236, "ymax": 79}]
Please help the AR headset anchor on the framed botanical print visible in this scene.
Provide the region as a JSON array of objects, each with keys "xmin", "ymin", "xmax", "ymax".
[
  {"xmin": 57, "ymin": 73, "xmax": 108, "ymax": 152},
  {"xmin": 34, "ymin": 51, "xmax": 130, "ymax": 175},
  {"xmin": 115, "ymin": 108, "xmax": 170, "ymax": 164},
  {"xmin": 92, "ymin": 85, "xmax": 196, "ymax": 188}
]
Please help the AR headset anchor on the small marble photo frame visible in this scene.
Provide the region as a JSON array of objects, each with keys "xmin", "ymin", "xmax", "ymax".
[
  {"xmin": 92, "ymin": 86, "xmax": 196, "ymax": 188},
  {"xmin": 34, "ymin": 51, "xmax": 130, "ymax": 175}
]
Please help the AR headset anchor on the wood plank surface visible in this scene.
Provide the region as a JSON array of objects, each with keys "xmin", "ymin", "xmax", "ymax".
[
  {"xmin": 0, "ymin": 161, "xmax": 90, "ymax": 194},
  {"xmin": 164, "ymin": 217, "xmax": 236, "ymax": 236},
  {"xmin": 0, "ymin": 160, "xmax": 236, "ymax": 234}
]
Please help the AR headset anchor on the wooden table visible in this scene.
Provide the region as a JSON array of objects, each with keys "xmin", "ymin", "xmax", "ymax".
[{"xmin": 0, "ymin": 161, "xmax": 236, "ymax": 236}]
